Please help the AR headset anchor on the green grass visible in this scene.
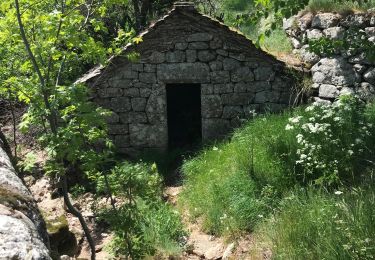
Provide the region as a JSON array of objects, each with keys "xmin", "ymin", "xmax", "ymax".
[
  {"xmin": 180, "ymin": 99, "xmax": 375, "ymax": 241},
  {"xmin": 257, "ymin": 185, "xmax": 375, "ymax": 259},
  {"xmin": 180, "ymin": 111, "xmax": 299, "ymax": 236},
  {"xmin": 307, "ymin": 0, "xmax": 375, "ymax": 13}
]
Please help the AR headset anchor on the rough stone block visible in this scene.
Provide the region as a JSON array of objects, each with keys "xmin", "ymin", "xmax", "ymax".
[
  {"xmin": 234, "ymin": 82, "xmax": 251, "ymax": 93},
  {"xmin": 111, "ymin": 97, "xmax": 131, "ymax": 112},
  {"xmin": 139, "ymin": 72, "xmax": 157, "ymax": 83},
  {"xmin": 306, "ymin": 29, "xmax": 323, "ymax": 40},
  {"xmin": 187, "ymin": 33, "xmax": 213, "ymax": 42},
  {"xmin": 129, "ymin": 123, "xmax": 167, "ymax": 147},
  {"xmin": 209, "ymin": 61, "xmax": 223, "ymax": 71},
  {"xmin": 123, "ymin": 70, "xmax": 139, "ymax": 79},
  {"xmin": 210, "ymin": 38, "xmax": 223, "ymax": 49},
  {"xmin": 140, "ymin": 88, "xmax": 152, "ymax": 97},
  {"xmin": 364, "ymin": 67, "xmax": 375, "ymax": 85},
  {"xmin": 175, "ymin": 42, "xmax": 188, "ymax": 50},
  {"xmin": 254, "ymin": 67, "xmax": 275, "ymax": 81},
  {"xmin": 166, "ymin": 51, "xmax": 186, "ymax": 63},
  {"xmin": 319, "ymin": 84, "xmax": 339, "ymax": 99},
  {"xmin": 115, "ymin": 135, "xmax": 130, "ymax": 148},
  {"xmin": 202, "ymin": 119, "xmax": 231, "ymax": 140},
  {"xmin": 147, "ymin": 51, "xmax": 166, "ymax": 64},
  {"xmin": 323, "ymin": 27, "xmax": 345, "ymax": 40},
  {"xmin": 188, "ymin": 42, "xmax": 209, "ymax": 50},
  {"xmin": 312, "ymin": 13, "xmax": 341, "ymax": 29},
  {"xmin": 356, "ymin": 82, "xmax": 375, "ymax": 101},
  {"xmin": 131, "ymin": 97, "xmax": 147, "ymax": 111},
  {"xmin": 311, "ymin": 58, "xmax": 357, "ymax": 86},
  {"xmin": 186, "ymin": 50, "xmax": 197, "ymax": 62},
  {"xmin": 157, "ymin": 63, "xmax": 210, "ymax": 83},
  {"xmin": 255, "ymin": 91, "xmax": 280, "ymax": 103},
  {"xmin": 124, "ymin": 88, "xmax": 140, "ymax": 97},
  {"xmin": 211, "ymin": 71, "xmax": 230, "ymax": 83},
  {"xmin": 98, "ymin": 88, "xmax": 122, "ymax": 98},
  {"xmin": 198, "ymin": 50, "xmax": 217, "ymax": 62},
  {"xmin": 108, "ymin": 124, "xmax": 129, "ymax": 135},
  {"xmin": 128, "ymin": 112, "xmax": 148, "ymax": 123},
  {"xmin": 231, "ymin": 67, "xmax": 254, "ymax": 82},
  {"xmin": 223, "ymin": 58, "xmax": 241, "ymax": 71},
  {"xmin": 132, "ymin": 64, "xmax": 144, "ymax": 72},
  {"xmin": 222, "ymin": 106, "xmax": 243, "ymax": 119},
  {"xmin": 214, "ymin": 83, "xmax": 233, "ymax": 94},
  {"xmin": 144, "ymin": 64, "xmax": 156, "ymax": 72},
  {"xmin": 221, "ymin": 93, "xmax": 254, "ymax": 105},
  {"xmin": 201, "ymin": 95, "xmax": 223, "ymax": 118},
  {"xmin": 201, "ymin": 84, "xmax": 214, "ymax": 94},
  {"xmin": 216, "ymin": 49, "xmax": 228, "ymax": 57},
  {"xmin": 105, "ymin": 112, "xmax": 120, "ymax": 124}
]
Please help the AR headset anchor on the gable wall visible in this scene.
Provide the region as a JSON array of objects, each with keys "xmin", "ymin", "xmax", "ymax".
[{"xmin": 87, "ymin": 9, "xmax": 294, "ymax": 154}]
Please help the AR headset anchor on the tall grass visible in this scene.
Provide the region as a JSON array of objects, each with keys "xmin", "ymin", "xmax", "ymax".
[
  {"xmin": 258, "ymin": 185, "xmax": 375, "ymax": 259},
  {"xmin": 307, "ymin": 0, "xmax": 375, "ymax": 13},
  {"xmin": 180, "ymin": 111, "xmax": 298, "ymax": 235},
  {"xmin": 181, "ymin": 99, "xmax": 375, "ymax": 238}
]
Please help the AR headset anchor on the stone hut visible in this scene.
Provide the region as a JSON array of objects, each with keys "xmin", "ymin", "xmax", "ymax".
[{"xmin": 78, "ymin": 2, "xmax": 294, "ymax": 154}]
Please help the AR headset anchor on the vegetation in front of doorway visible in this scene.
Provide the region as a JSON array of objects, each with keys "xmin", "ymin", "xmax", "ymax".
[{"xmin": 180, "ymin": 96, "xmax": 375, "ymax": 258}]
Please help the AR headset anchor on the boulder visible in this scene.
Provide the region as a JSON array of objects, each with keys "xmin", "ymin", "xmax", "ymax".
[
  {"xmin": 312, "ymin": 13, "xmax": 341, "ymax": 29},
  {"xmin": 0, "ymin": 138, "xmax": 51, "ymax": 259}
]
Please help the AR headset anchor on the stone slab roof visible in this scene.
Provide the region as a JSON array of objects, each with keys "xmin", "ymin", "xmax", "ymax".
[{"xmin": 76, "ymin": 2, "xmax": 283, "ymax": 84}]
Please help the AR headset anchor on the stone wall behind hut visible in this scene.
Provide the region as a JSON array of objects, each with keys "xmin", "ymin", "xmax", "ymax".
[{"xmin": 284, "ymin": 12, "xmax": 375, "ymax": 104}]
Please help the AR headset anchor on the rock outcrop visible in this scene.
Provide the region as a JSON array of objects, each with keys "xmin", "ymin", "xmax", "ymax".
[
  {"xmin": 0, "ymin": 134, "xmax": 51, "ymax": 259},
  {"xmin": 284, "ymin": 11, "xmax": 375, "ymax": 103}
]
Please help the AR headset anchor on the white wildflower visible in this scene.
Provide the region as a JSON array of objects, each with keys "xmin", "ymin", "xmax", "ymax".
[
  {"xmin": 334, "ymin": 191, "xmax": 343, "ymax": 195},
  {"xmin": 285, "ymin": 124, "xmax": 294, "ymax": 130}
]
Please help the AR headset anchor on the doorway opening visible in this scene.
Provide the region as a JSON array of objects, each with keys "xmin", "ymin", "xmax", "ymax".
[{"xmin": 166, "ymin": 84, "xmax": 202, "ymax": 149}]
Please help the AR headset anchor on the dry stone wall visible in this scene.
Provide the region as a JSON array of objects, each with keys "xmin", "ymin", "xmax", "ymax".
[
  {"xmin": 0, "ymin": 136, "xmax": 51, "ymax": 259},
  {"xmin": 284, "ymin": 11, "xmax": 375, "ymax": 104},
  {"xmin": 82, "ymin": 4, "xmax": 294, "ymax": 154}
]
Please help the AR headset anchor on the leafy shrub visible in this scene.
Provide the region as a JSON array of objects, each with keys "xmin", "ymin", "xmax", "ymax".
[
  {"xmin": 259, "ymin": 186, "xmax": 375, "ymax": 260},
  {"xmin": 285, "ymin": 96, "xmax": 375, "ymax": 186},
  {"xmin": 307, "ymin": 0, "xmax": 375, "ymax": 13},
  {"xmin": 97, "ymin": 162, "xmax": 185, "ymax": 258}
]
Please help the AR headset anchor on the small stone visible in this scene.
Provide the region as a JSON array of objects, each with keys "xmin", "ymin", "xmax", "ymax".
[
  {"xmin": 319, "ymin": 84, "xmax": 339, "ymax": 99},
  {"xmin": 211, "ymin": 71, "xmax": 230, "ymax": 83},
  {"xmin": 216, "ymin": 49, "xmax": 228, "ymax": 57},
  {"xmin": 214, "ymin": 83, "xmax": 233, "ymax": 94},
  {"xmin": 187, "ymin": 33, "xmax": 213, "ymax": 42},
  {"xmin": 188, "ymin": 42, "xmax": 209, "ymax": 50},
  {"xmin": 198, "ymin": 50, "xmax": 217, "ymax": 62},
  {"xmin": 147, "ymin": 51, "xmax": 165, "ymax": 63},
  {"xmin": 124, "ymin": 88, "xmax": 140, "ymax": 97},
  {"xmin": 223, "ymin": 57, "xmax": 241, "ymax": 71},
  {"xmin": 209, "ymin": 61, "xmax": 223, "ymax": 71},
  {"xmin": 222, "ymin": 106, "xmax": 243, "ymax": 119},
  {"xmin": 210, "ymin": 38, "xmax": 223, "ymax": 49},
  {"xmin": 166, "ymin": 50, "xmax": 185, "ymax": 63},
  {"xmin": 186, "ymin": 50, "xmax": 197, "ymax": 62},
  {"xmin": 201, "ymin": 95, "xmax": 223, "ymax": 118},
  {"xmin": 312, "ymin": 13, "xmax": 341, "ymax": 29},
  {"xmin": 98, "ymin": 88, "xmax": 122, "ymax": 98},
  {"xmin": 115, "ymin": 135, "xmax": 130, "ymax": 148},
  {"xmin": 108, "ymin": 124, "xmax": 129, "ymax": 135},
  {"xmin": 131, "ymin": 98, "xmax": 147, "ymax": 111},
  {"xmin": 111, "ymin": 97, "xmax": 131, "ymax": 112},
  {"xmin": 175, "ymin": 42, "xmax": 188, "ymax": 50},
  {"xmin": 356, "ymin": 82, "xmax": 375, "ymax": 101},
  {"xmin": 306, "ymin": 29, "xmax": 323, "ymax": 40},
  {"xmin": 139, "ymin": 72, "xmax": 156, "ymax": 83},
  {"xmin": 222, "ymin": 243, "xmax": 235, "ymax": 259},
  {"xmin": 254, "ymin": 66, "xmax": 275, "ymax": 81},
  {"xmin": 364, "ymin": 67, "xmax": 375, "ymax": 85},
  {"xmin": 365, "ymin": 27, "xmax": 375, "ymax": 37},
  {"xmin": 144, "ymin": 64, "xmax": 156, "ymax": 73},
  {"xmin": 231, "ymin": 67, "xmax": 254, "ymax": 82},
  {"xmin": 128, "ymin": 112, "xmax": 148, "ymax": 123},
  {"xmin": 323, "ymin": 27, "xmax": 345, "ymax": 40}
]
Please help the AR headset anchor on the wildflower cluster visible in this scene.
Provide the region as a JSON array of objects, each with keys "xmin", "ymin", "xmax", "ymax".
[{"xmin": 286, "ymin": 96, "xmax": 374, "ymax": 186}]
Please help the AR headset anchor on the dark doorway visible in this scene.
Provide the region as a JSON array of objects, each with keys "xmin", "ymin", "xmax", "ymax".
[{"xmin": 167, "ymin": 84, "xmax": 202, "ymax": 149}]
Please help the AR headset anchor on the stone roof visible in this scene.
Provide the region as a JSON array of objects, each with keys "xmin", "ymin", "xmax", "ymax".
[{"xmin": 76, "ymin": 2, "xmax": 282, "ymax": 84}]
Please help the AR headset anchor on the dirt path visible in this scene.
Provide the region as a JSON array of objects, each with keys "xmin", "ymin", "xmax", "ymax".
[{"xmin": 164, "ymin": 187, "xmax": 265, "ymax": 260}]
